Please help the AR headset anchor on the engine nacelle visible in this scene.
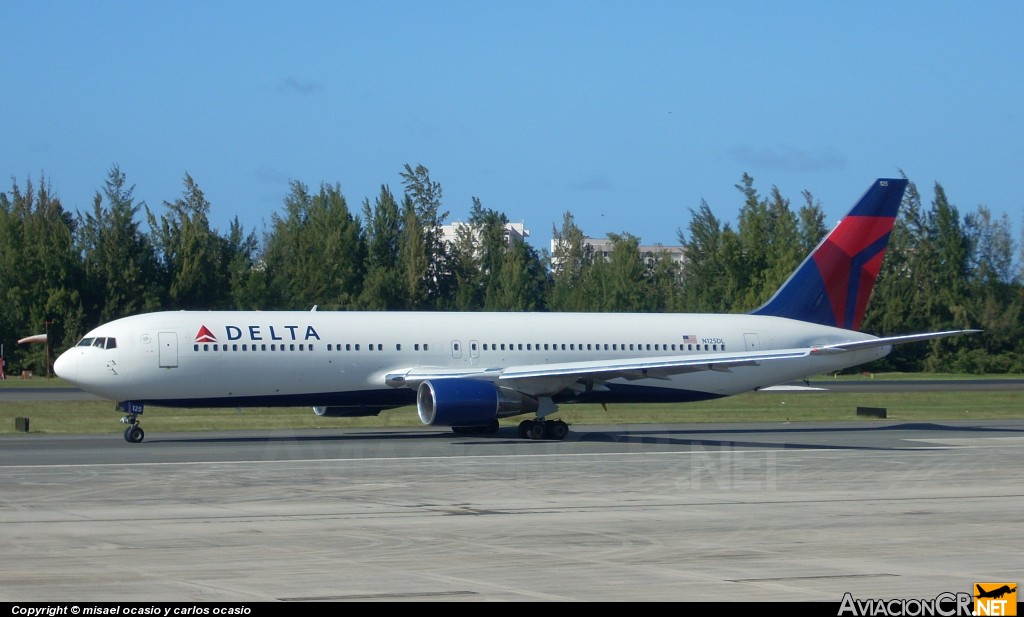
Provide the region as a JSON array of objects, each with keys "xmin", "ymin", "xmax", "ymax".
[
  {"xmin": 416, "ymin": 379, "xmax": 539, "ymax": 427},
  {"xmin": 312, "ymin": 405, "xmax": 383, "ymax": 417}
]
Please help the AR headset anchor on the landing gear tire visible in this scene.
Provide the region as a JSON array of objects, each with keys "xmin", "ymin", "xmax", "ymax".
[
  {"xmin": 516, "ymin": 419, "xmax": 532, "ymax": 439},
  {"xmin": 518, "ymin": 419, "xmax": 570, "ymax": 441},
  {"xmin": 518, "ymin": 419, "xmax": 534, "ymax": 439},
  {"xmin": 527, "ymin": 421, "xmax": 546, "ymax": 440},
  {"xmin": 124, "ymin": 425, "xmax": 145, "ymax": 443},
  {"xmin": 547, "ymin": 420, "xmax": 569, "ymax": 441}
]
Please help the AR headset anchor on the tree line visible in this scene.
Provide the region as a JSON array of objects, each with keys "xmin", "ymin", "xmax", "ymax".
[{"xmin": 1, "ymin": 164, "xmax": 1021, "ymax": 377}]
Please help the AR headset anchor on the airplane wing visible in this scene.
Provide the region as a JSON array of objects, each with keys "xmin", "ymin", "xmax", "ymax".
[
  {"xmin": 496, "ymin": 348, "xmax": 806, "ymax": 380},
  {"xmin": 386, "ymin": 347, "xmax": 812, "ymax": 393},
  {"xmin": 386, "ymin": 329, "xmax": 982, "ymax": 395}
]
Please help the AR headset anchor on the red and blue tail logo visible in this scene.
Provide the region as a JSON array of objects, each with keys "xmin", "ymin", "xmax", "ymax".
[{"xmin": 752, "ymin": 178, "xmax": 907, "ymax": 330}]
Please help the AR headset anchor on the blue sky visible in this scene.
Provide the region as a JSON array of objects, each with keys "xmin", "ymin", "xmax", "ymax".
[{"xmin": 4, "ymin": 1, "xmax": 1023, "ymax": 254}]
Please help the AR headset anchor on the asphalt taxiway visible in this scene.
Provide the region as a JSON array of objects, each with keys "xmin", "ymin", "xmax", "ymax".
[{"xmin": 1, "ymin": 417, "xmax": 1022, "ymax": 602}]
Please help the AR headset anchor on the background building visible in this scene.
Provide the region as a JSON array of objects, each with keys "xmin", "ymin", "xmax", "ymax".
[{"xmin": 440, "ymin": 221, "xmax": 530, "ymax": 247}]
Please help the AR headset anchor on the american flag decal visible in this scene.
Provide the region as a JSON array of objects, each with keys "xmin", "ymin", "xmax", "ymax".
[{"xmin": 682, "ymin": 335, "xmax": 697, "ymax": 344}]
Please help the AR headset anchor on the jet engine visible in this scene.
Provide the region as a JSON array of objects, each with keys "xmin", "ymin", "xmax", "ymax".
[
  {"xmin": 312, "ymin": 405, "xmax": 383, "ymax": 417},
  {"xmin": 416, "ymin": 379, "xmax": 539, "ymax": 427}
]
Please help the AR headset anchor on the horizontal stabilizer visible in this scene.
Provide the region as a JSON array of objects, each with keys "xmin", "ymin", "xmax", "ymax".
[{"xmin": 811, "ymin": 330, "xmax": 981, "ymax": 354}]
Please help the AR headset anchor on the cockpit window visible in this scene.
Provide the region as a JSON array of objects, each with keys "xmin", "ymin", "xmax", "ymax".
[{"xmin": 77, "ymin": 337, "xmax": 116, "ymax": 349}]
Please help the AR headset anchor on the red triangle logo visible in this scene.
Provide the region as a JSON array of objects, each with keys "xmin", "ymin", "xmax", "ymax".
[{"xmin": 195, "ymin": 325, "xmax": 218, "ymax": 343}]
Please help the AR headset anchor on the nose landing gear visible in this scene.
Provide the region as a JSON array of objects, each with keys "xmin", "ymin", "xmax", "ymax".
[
  {"xmin": 121, "ymin": 419, "xmax": 144, "ymax": 443},
  {"xmin": 118, "ymin": 401, "xmax": 145, "ymax": 443}
]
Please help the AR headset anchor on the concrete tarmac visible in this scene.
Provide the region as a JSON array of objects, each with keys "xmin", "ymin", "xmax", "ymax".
[{"xmin": 1, "ymin": 419, "xmax": 1022, "ymax": 602}]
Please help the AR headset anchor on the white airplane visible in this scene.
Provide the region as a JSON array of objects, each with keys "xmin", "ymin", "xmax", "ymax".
[{"xmin": 54, "ymin": 178, "xmax": 977, "ymax": 443}]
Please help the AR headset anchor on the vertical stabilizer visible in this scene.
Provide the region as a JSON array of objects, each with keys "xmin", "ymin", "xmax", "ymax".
[{"xmin": 751, "ymin": 178, "xmax": 907, "ymax": 330}]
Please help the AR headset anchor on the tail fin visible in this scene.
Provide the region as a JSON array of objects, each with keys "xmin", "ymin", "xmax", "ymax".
[{"xmin": 752, "ymin": 178, "xmax": 908, "ymax": 330}]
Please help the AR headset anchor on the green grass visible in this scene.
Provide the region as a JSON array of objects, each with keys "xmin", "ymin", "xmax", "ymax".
[
  {"xmin": 0, "ymin": 376, "xmax": 76, "ymax": 388},
  {"xmin": 1, "ymin": 377, "xmax": 1022, "ymax": 436}
]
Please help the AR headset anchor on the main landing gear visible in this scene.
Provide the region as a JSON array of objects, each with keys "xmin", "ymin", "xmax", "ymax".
[
  {"xmin": 517, "ymin": 418, "xmax": 569, "ymax": 441},
  {"xmin": 118, "ymin": 401, "xmax": 145, "ymax": 443}
]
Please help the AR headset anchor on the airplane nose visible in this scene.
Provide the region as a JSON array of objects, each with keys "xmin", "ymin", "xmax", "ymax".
[{"xmin": 53, "ymin": 350, "xmax": 76, "ymax": 382}]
